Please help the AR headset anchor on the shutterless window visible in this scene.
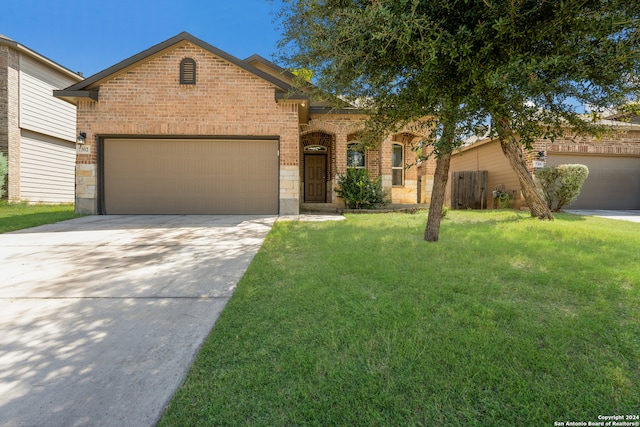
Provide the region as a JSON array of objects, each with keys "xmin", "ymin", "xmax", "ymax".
[
  {"xmin": 180, "ymin": 58, "xmax": 196, "ymax": 84},
  {"xmin": 392, "ymin": 144, "xmax": 403, "ymax": 185},
  {"xmin": 347, "ymin": 143, "xmax": 365, "ymax": 168}
]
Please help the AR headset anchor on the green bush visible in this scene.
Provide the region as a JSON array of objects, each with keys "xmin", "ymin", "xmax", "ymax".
[
  {"xmin": 535, "ymin": 164, "xmax": 589, "ymax": 211},
  {"xmin": 0, "ymin": 152, "xmax": 8, "ymax": 199},
  {"xmin": 335, "ymin": 168, "xmax": 388, "ymax": 209}
]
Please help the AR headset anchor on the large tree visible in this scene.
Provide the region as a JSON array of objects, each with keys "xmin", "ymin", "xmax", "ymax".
[
  {"xmin": 276, "ymin": 0, "xmax": 640, "ymax": 238},
  {"xmin": 276, "ymin": 0, "xmax": 487, "ymax": 241}
]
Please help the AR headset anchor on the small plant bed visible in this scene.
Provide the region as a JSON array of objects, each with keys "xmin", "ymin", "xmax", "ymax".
[
  {"xmin": 0, "ymin": 201, "xmax": 82, "ymax": 233},
  {"xmin": 334, "ymin": 168, "xmax": 388, "ymax": 210},
  {"xmin": 160, "ymin": 211, "xmax": 640, "ymax": 426}
]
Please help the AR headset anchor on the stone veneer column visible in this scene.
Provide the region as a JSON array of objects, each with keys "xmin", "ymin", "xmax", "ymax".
[
  {"xmin": 279, "ymin": 165, "xmax": 299, "ymax": 215},
  {"xmin": 380, "ymin": 137, "xmax": 393, "ymax": 194},
  {"xmin": 423, "ymin": 177, "xmax": 434, "ymax": 204},
  {"xmin": 76, "ymin": 164, "xmax": 97, "ymax": 214}
]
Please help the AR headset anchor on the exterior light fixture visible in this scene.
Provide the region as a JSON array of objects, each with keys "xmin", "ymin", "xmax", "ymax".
[{"xmin": 77, "ymin": 132, "xmax": 87, "ymax": 145}]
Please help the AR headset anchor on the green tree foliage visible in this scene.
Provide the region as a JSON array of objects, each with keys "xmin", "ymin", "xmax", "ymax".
[
  {"xmin": 335, "ymin": 168, "xmax": 388, "ymax": 209},
  {"xmin": 276, "ymin": 0, "xmax": 639, "ymax": 238},
  {"xmin": 0, "ymin": 152, "xmax": 8, "ymax": 199},
  {"xmin": 536, "ymin": 164, "xmax": 590, "ymax": 212},
  {"xmin": 291, "ymin": 68, "xmax": 313, "ymax": 82}
]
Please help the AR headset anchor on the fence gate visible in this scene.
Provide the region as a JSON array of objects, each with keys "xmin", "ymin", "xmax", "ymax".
[{"xmin": 451, "ymin": 171, "xmax": 488, "ymax": 209}]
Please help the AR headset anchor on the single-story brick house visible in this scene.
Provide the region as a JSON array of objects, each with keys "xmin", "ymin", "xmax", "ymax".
[
  {"xmin": 1, "ymin": 34, "xmax": 83, "ymax": 202},
  {"xmin": 55, "ymin": 32, "xmax": 435, "ymax": 215},
  {"xmin": 446, "ymin": 119, "xmax": 640, "ymax": 210}
]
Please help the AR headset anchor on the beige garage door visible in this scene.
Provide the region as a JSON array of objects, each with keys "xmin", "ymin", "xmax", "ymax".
[
  {"xmin": 104, "ymin": 138, "xmax": 279, "ymax": 214},
  {"xmin": 547, "ymin": 154, "xmax": 640, "ymax": 209}
]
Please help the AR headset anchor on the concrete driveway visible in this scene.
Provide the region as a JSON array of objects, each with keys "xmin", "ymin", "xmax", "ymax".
[
  {"xmin": 565, "ymin": 209, "xmax": 640, "ymax": 223},
  {"xmin": 0, "ymin": 215, "xmax": 276, "ymax": 427}
]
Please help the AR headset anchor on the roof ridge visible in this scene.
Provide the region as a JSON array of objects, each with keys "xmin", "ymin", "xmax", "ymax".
[{"xmin": 62, "ymin": 32, "xmax": 292, "ymax": 92}]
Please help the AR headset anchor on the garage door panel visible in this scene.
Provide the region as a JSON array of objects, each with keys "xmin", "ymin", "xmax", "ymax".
[
  {"xmin": 104, "ymin": 138, "xmax": 279, "ymax": 214},
  {"xmin": 547, "ymin": 154, "xmax": 640, "ymax": 209}
]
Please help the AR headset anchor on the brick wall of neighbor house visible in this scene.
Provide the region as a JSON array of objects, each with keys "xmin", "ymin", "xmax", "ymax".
[
  {"xmin": 75, "ymin": 42, "xmax": 301, "ymax": 214},
  {"xmin": 531, "ymin": 128, "xmax": 640, "ymax": 158},
  {"xmin": 0, "ymin": 46, "xmax": 20, "ymax": 200},
  {"xmin": 448, "ymin": 127, "xmax": 640, "ymax": 211}
]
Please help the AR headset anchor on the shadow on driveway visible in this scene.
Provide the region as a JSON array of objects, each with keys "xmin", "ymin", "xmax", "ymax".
[{"xmin": 0, "ymin": 215, "xmax": 275, "ymax": 427}]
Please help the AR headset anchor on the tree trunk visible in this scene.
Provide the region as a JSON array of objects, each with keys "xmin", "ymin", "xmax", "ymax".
[
  {"xmin": 424, "ymin": 152, "xmax": 452, "ymax": 241},
  {"xmin": 495, "ymin": 118, "xmax": 553, "ymax": 220}
]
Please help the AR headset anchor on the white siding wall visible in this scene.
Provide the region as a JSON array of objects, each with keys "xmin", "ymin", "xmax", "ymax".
[
  {"xmin": 19, "ymin": 54, "xmax": 77, "ymax": 142},
  {"xmin": 19, "ymin": 130, "xmax": 75, "ymax": 203}
]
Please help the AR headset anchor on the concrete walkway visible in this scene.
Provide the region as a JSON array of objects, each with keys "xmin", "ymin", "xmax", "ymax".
[
  {"xmin": 0, "ymin": 215, "xmax": 276, "ymax": 427},
  {"xmin": 565, "ymin": 209, "xmax": 640, "ymax": 223}
]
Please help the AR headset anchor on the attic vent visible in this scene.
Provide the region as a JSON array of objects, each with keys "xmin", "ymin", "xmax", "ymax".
[{"xmin": 180, "ymin": 58, "xmax": 196, "ymax": 84}]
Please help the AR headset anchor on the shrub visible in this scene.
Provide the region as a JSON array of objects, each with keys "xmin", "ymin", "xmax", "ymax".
[
  {"xmin": 535, "ymin": 164, "xmax": 589, "ymax": 211},
  {"xmin": 335, "ymin": 168, "xmax": 388, "ymax": 209},
  {"xmin": 0, "ymin": 152, "xmax": 7, "ymax": 199}
]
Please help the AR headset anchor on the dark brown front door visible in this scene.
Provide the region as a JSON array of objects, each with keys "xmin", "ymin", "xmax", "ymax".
[{"xmin": 305, "ymin": 154, "xmax": 326, "ymax": 202}]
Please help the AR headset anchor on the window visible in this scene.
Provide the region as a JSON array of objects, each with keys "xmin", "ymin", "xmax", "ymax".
[
  {"xmin": 392, "ymin": 144, "xmax": 403, "ymax": 185},
  {"xmin": 180, "ymin": 58, "xmax": 196, "ymax": 84},
  {"xmin": 304, "ymin": 145, "xmax": 327, "ymax": 153},
  {"xmin": 347, "ymin": 143, "xmax": 365, "ymax": 168}
]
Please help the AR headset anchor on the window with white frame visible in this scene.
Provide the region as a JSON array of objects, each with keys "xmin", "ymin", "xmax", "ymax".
[
  {"xmin": 392, "ymin": 143, "xmax": 403, "ymax": 185},
  {"xmin": 347, "ymin": 143, "xmax": 365, "ymax": 168}
]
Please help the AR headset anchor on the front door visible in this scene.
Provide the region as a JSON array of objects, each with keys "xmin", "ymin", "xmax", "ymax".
[{"xmin": 304, "ymin": 155, "xmax": 326, "ymax": 202}]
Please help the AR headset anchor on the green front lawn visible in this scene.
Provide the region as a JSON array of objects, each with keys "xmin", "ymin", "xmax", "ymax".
[
  {"xmin": 0, "ymin": 201, "xmax": 82, "ymax": 233},
  {"xmin": 159, "ymin": 211, "xmax": 639, "ymax": 426}
]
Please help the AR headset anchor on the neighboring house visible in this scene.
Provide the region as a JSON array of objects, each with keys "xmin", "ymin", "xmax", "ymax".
[
  {"xmin": 55, "ymin": 32, "xmax": 435, "ymax": 215},
  {"xmin": 446, "ymin": 119, "xmax": 640, "ymax": 210},
  {"xmin": 0, "ymin": 34, "xmax": 83, "ymax": 203}
]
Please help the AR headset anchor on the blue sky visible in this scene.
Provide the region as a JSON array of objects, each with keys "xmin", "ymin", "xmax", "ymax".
[{"xmin": 2, "ymin": 0, "xmax": 284, "ymax": 77}]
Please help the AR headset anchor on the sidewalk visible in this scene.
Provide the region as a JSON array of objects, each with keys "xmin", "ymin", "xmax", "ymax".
[{"xmin": 565, "ymin": 210, "xmax": 640, "ymax": 223}]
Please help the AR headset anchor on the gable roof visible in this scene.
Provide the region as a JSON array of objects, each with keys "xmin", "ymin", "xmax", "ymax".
[
  {"xmin": 243, "ymin": 54, "xmax": 363, "ymax": 112},
  {"xmin": 54, "ymin": 32, "xmax": 296, "ymax": 103},
  {"xmin": 0, "ymin": 34, "xmax": 83, "ymax": 82},
  {"xmin": 244, "ymin": 54, "xmax": 297, "ymax": 82}
]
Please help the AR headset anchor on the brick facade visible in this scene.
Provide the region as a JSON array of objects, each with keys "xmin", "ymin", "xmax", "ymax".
[
  {"xmin": 301, "ymin": 115, "xmax": 434, "ymax": 206},
  {"xmin": 64, "ymin": 33, "xmax": 441, "ymax": 213},
  {"xmin": 73, "ymin": 41, "xmax": 301, "ymax": 214},
  {"xmin": 0, "ymin": 45, "xmax": 20, "ymax": 200},
  {"xmin": 532, "ymin": 128, "xmax": 640, "ymax": 159}
]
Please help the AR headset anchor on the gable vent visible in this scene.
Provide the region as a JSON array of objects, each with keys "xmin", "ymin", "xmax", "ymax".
[{"xmin": 180, "ymin": 58, "xmax": 196, "ymax": 84}]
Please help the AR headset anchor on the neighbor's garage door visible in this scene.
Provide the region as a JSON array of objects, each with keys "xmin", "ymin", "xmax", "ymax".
[
  {"xmin": 547, "ymin": 154, "xmax": 640, "ymax": 209},
  {"xmin": 103, "ymin": 138, "xmax": 279, "ymax": 214}
]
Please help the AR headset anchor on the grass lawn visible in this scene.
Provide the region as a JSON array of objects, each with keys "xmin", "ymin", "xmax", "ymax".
[
  {"xmin": 159, "ymin": 210, "xmax": 640, "ymax": 426},
  {"xmin": 0, "ymin": 201, "xmax": 82, "ymax": 233}
]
